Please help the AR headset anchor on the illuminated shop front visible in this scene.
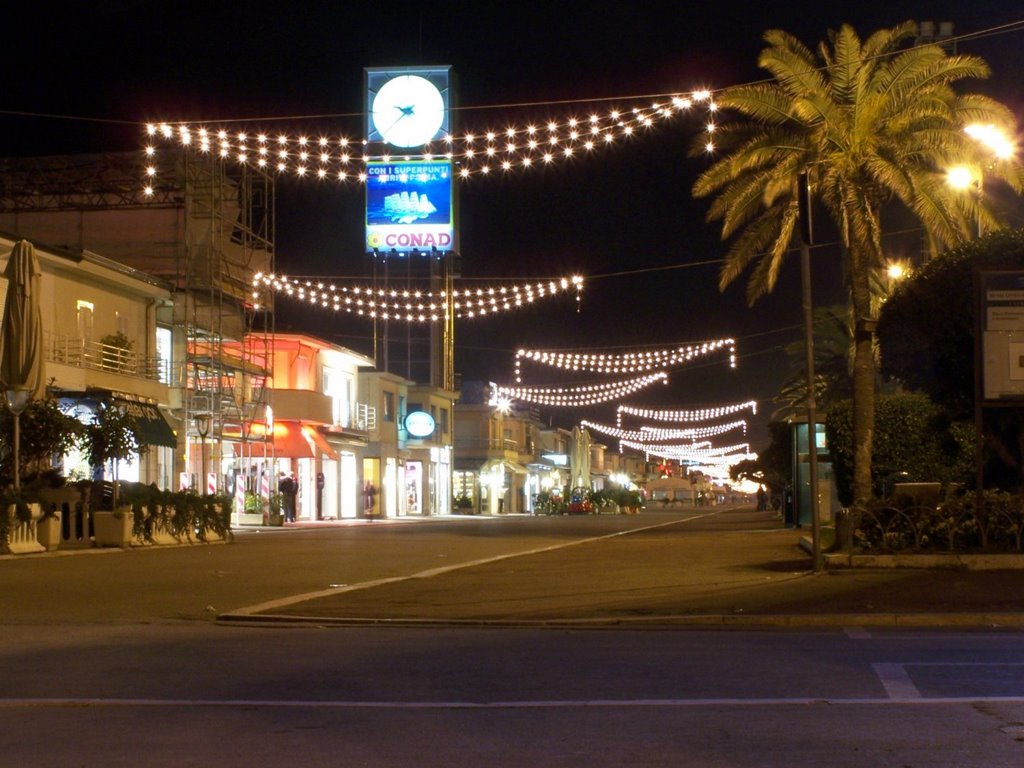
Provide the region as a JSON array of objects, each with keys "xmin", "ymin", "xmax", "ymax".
[
  {"xmin": 59, "ymin": 391, "xmax": 177, "ymax": 489},
  {"xmin": 401, "ymin": 446, "xmax": 452, "ymax": 515}
]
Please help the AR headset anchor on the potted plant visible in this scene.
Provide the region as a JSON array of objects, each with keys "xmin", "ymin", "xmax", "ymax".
[
  {"xmin": 240, "ymin": 490, "xmax": 267, "ymax": 526},
  {"xmin": 1, "ymin": 487, "xmax": 45, "ymax": 554},
  {"xmin": 266, "ymin": 491, "xmax": 284, "ymax": 526},
  {"xmin": 35, "ymin": 504, "xmax": 61, "ymax": 551},
  {"xmin": 619, "ymin": 488, "xmax": 644, "ymax": 514},
  {"xmin": 82, "ymin": 402, "xmax": 147, "ymax": 547},
  {"xmin": 99, "ymin": 331, "xmax": 134, "ymax": 373},
  {"xmin": 454, "ymin": 494, "xmax": 474, "ymax": 513}
]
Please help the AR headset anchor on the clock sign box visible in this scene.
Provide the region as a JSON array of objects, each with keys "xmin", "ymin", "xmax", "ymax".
[{"xmin": 365, "ymin": 65, "xmax": 455, "ymax": 254}]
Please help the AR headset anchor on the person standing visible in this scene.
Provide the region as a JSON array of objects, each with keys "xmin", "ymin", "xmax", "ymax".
[
  {"xmin": 287, "ymin": 472, "xmax": 299, "ymax": 521},
  {"xmin": 278, "ymin": 471, "xmax": 296, "ymax": 522}
]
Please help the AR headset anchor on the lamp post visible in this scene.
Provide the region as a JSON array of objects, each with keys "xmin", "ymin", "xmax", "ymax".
[
  {"xmin": 195, "ymin": 412, "xmax": 211, "ymax": 495},
  {"xmin": 5, "ymin": 388, "xmax": 30, "ymax": 491},
  {"xmin": 797, "ymin": 171, "xmax": 823, "ymax": 573}
]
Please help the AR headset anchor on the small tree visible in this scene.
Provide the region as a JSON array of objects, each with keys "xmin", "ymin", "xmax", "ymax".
[
  {"xmin": 0, "ymin": 396, "xmax": 82, "ymax": 483},
  {"xmin": 83, "ymin": 403, "xmax": 148, "ymax": 509}
]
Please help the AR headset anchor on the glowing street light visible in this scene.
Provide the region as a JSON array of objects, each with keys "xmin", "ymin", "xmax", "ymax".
[
  {"xmin": 945, "ymin": 165, "xmax": 976, "ymax": 191},
  {"xmin": 886, "ymin": 262, "xmax": 906, "ymax": 282},
  {"xmin": 965, "ymin": 123, "xmax": 1015, "ymax": 160},
  {"xmin": 949, "ymin": 123, "xmax": 1017, "ymax": 237}
]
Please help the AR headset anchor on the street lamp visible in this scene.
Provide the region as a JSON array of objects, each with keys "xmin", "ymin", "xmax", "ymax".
[
  {"xmin": 195, "ymin": 412, "xmax": 211, "ymax": 495},
  {"xmin": 949, "ymin": 123, "xmax": 1016, "ymax": 238},
  {"xmin": 4, "ymin": 388, "xmax": 30, "ymax": 490},
  {"xmin": 946, "ymin": 165, "xmax": 983, "ymax": 237}
]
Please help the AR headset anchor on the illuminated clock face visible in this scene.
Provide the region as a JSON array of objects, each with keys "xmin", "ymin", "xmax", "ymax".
[{"xmin": 371, "ymin": 75, "xmax": 446, "ymax": 148}]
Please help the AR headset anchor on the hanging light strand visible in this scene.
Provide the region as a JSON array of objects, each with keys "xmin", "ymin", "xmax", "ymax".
[
  {"xmin": 581, "ymin": 419, "xmax": 746, "ymax": 442},
  {"xmin": 516, "ymin": 338, "xmax": 735, "ymax": 382},
  {"xmin": 493, "ymin": 371, "xmax": 668, "ymax": 408},
  {"xmin": 616, "ymin": 400, "xmax": 757, "ymax": 427},
  {"xmin": 140, "ymin": 90, "xmax": 719, "ymax": 195},
  {"xmin": 251, "ymin": 272, "xmax": 583, "ymax": 321},
  {"xmin": 619, "ymin": 438, "xmax": 756, "ymax": 465}
]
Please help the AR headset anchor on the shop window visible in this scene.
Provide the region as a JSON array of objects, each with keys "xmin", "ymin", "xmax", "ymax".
[{"xmin": 383, "ymin": 391, "xmax": 394, "ymax": 422}]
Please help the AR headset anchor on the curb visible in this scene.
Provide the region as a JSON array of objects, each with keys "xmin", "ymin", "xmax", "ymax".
[
  {"xmin": 799, "ymin": 537, "xmax": 1024, "ymax": 569},
  {"xmin": 216, "ymin": 611, "xmax": 1024, "ymax": 630},
  {"xmin": 824, "ymin": 552, "xmax": 1024, "ymax": 570}
]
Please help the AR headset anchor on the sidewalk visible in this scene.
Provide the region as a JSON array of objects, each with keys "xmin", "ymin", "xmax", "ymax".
[{"xmin": 221, "ymin": 506, "xmax": 1024, "ymax": 628}]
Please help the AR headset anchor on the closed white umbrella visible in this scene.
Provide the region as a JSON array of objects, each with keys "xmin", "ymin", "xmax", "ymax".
[
  {"xmin": 571, "ymin": 426, "xmax": 592, "ymax": 490},
  {"xmin": 1, "ymin": 240, "xmax": 46, "ymax": 489}
]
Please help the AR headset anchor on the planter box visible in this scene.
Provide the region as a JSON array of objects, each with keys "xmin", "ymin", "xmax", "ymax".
[
  {"xmin": 36, "ymin": 512, "xmax": 62, "ymax": 551},
  {"xmin": 236, "ymin": 512, "xmax": 265, "ymax": 527},
  {"xmin": 93, "ymin": 509, "xmax": 134, "ymax": 548},
  {"xmin": 3, "ymin": 503, "xmax": 45, "ymax": 555},
  {"xmin": 149, "ymin": 516, "xmax": 180, "ymax": 546}
]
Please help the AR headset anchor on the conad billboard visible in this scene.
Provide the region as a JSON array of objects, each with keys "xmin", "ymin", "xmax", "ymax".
[{"xmin": 365, "ymin": 160, "xmax": 454, "ymax": 255}]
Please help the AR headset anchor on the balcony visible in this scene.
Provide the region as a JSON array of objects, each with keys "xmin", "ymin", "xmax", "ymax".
[{"xmin": 45, "ymin": 332, "xmax": 169, "ymax": 384}]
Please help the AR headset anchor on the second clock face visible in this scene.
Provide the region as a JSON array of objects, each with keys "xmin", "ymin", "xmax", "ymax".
[{"xmin": 371, "ymin": 74, "xmax": 446, "ymax": 148}]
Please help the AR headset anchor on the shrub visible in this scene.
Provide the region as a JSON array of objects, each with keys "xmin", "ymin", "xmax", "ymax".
[{"xmin": 826, "ymin": 392, "xmax": 973, "ymax": 505}]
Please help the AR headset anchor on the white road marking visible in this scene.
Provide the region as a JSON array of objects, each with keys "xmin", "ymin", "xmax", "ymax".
[
  {"xmin": 873, "ymin": 663, "xmax": 922, "ymax": 699},
  {"xmin": 229, "ymin": 511, "xmax": 722, "ymax": 616}
]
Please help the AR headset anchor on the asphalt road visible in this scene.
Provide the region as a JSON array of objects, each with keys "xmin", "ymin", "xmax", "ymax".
[{"xmin": 2, "ymin": 506, "xmax": 1024, "ymax": 766}]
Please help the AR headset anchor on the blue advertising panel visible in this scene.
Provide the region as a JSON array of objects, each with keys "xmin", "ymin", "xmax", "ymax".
[{"xmin": 365, "ymin": 160, "xmax": 454, "ymax": 254}]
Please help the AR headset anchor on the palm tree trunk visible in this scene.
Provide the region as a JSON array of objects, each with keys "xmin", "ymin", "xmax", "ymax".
[{"xmin": 849, "ymin": 249, "xmax": 876, "ymax": 510}]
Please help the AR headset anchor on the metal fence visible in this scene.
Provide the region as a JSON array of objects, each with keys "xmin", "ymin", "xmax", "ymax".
[{"xmin": 851, "ymin": 497, "xmax": 1024, "ymax": 553}]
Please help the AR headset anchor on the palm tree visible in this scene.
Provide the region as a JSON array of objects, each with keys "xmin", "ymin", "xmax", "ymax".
[{"xmin": 693, "ymin": 22, "xmax": 1022, "ymax": 508}]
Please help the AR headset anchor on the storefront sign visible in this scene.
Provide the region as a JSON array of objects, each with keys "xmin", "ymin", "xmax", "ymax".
[{"xmin": 404, "ymin": 410, "xmax": 436, "ymax": 438}]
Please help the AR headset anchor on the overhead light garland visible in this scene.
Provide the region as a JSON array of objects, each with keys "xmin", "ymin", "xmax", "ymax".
[
  {"xmin": 620, "ymin": 438, "xmax": 756, "ymax": 465},
  {"xmin": 252, "ymin": 272, "xmax": 584, "ymax": 321},
  {"xmin": 515, "ymin": 339, "xmax": 735, "ymax": 382},
  {"xmin": 616, "ymin": 400, "xmax": 757, "ymax": 427},
  {"xmin": 140, "ymin": 90, "xmax": 719, "ymax": 195},
  {"xmin": 492, "ymin": 372, "xmax": 668, "ymax": 408},
  {"xmin": 581, "ymin": 419, "xmax": 746, "ymax": 442}
]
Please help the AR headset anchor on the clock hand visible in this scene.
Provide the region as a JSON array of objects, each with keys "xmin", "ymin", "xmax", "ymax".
[{"xmin": 377, "ymin": 108, "xmax": 412, "ymax": 137}]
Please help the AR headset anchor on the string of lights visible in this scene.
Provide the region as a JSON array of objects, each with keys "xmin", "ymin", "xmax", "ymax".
[
  {"xmin": 616, "ymin": 400, "xmax": 758, "ymax": 427},
  {"xmin": 140, "ymin": 90, "xmax": 718, "ymax": 195},
  {"xmin": 252, "ymin": 272, "xmax": 584, "ymax": 321},
  {"xmin": 619, "ymin": 438, "xmax": 756, "ymax": 465},
  {"xmin": 581, "ymin": 419, "xmax": 747, "ymax": 442},
  {"xmin": 514, "ymin": 339, "xmax": 735, "ymax": 382},
  {"xmin": 493, "ymin": 372, "xmax": 668, "ymax": 408}
]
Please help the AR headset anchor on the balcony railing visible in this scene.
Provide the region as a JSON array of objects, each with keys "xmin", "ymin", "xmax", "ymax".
[
  {"xmin": 354, "ymin": 403, "xmax": 377, "ymax": 431},
  {"xmin": 45, "ymin": 333, "xmax": 170, "ymax": 383}
]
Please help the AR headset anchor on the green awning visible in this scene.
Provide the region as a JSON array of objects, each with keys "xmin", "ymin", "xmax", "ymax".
[{"xmin": 113, "ymin": 398, "xmax": 178, "ymax": 448}]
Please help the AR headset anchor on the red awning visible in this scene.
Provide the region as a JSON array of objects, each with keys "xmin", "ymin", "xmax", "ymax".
[
  {"xmin": 271, "ymin": 420, "xmax": 338, "ymax": 460},
  {"xmin": 272, "ymin": 421, "xmax": 313, "ymax": 458},
  {"xmin": 303, "ymin": 424, "xmax": 339, "ymax": 461}
]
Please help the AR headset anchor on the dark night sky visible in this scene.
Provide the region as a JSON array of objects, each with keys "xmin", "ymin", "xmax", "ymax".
[{"xmin": 3, "ymin": 1, "xmax": 1022, "ymax": 449}]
